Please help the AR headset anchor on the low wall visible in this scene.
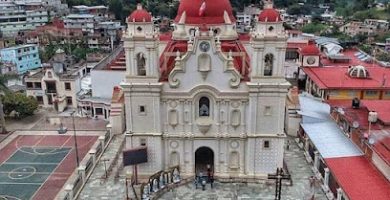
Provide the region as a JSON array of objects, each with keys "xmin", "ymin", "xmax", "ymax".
[{"xmin": 56, "ymin": 130, "xmax": 113, "ymax": 200}]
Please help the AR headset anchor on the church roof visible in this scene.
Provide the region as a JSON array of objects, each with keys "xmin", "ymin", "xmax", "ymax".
[
  {"xmin": 174, "ymin": 0, "xmax": 236, "ymax": 25},
  {"xmin": 128, "ymin": 4, "xmax": 152, "ymax": 23},
  {"xmin": 300, "ymin": 40, "xmax": 320, "ymax": 56},
  {"xmin": 258, "ymin": 8, "xmax": 281, "ymax": 22},
  {"xmin": 159, "ymin": 40, "xmax": 250, "ymax": 82}
]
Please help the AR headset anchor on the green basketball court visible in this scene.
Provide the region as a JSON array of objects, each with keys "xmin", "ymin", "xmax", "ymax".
[{"xmin": 0, "ymin": 147, "xmax": 70, "ymax": 200}]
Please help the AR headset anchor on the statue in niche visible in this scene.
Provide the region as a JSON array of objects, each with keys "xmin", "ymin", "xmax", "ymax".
[
  {"xmin": 159, "ymin": 174, "xmax": 165, "ymax": 189},
  {"xmin": 142, "ymin": 184, "xmax": 150, "ymax": 200},
  {"xmin": 199, "ymin": 97, "xmax": 210, "ymax": 117},
  {"xmin": 264, "ymin": 54, "xmax": 274, "ymax": 76},
  {"xmin": 152, "ymin": 179, "xmax": 159, "ymax": 192},
  {"xmin": 199, "ymin": 104, "xmax": 209, "ymax": 116}
]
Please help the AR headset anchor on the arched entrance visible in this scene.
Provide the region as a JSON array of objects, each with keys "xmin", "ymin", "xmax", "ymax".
[{"xmin": 195, "ymin": 147, "xmax": 214, "ymax": 176}]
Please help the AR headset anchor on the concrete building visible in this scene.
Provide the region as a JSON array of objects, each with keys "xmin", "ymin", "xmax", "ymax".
[
  {"xmin": 0, "ymin": 2, "xmax": 49, "ymax": 37},
  {"xmin": 63, "ymin": 5, "xmax": 123, "ymax": 50},
  {"xmin": 25, "ymin": 65, "xmax": 82, "ymax": 112},
  {"xmin": 0, "ymin": 44, "xmax": 41, "ymax": 74},
  {"xmin": 120, "ymin": 1, "xmax": 290, "ymax": 180},
  {"xmin": 78, "ymin": 46, "xmax": 126, "ymax": 120}
]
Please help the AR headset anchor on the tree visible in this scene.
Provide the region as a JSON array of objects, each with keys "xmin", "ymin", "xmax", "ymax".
[
  {"xmin": 109, "ymin": 0, "xmax": 124, "ymax": 21},
  {"xmin": 0, "ymin": 73, "xmax": 19, "ymax": 133},
  {"xmin": 2, "ymin": 93, "xmax": 38, "ymax": 119},
  {"xmin": 377, "ymin": 53, "xmax": 390, "ymax": 62}
]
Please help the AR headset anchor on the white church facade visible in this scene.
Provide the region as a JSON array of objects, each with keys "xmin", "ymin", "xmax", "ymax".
[{"xmin": 121, "ymin": 0, "xmax": 290, "ymax": 180}]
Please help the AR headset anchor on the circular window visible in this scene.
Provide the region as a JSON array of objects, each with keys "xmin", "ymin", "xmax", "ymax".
[
  {"xmin": 137, "ymin": 26, "xmax": 143, "ymax": 32},
  {"xmin": 307, "ymin": 57, "xmax": 316, "ymax": 65},
  {"xmin": 268, "ymin": 26, "xmax": 274, "ymax": 32}
]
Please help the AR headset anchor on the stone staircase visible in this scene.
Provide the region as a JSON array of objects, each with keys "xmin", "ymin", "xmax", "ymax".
[{"xmin": 77, "ymin": 134, "xmax": 127, "ymax": 200}]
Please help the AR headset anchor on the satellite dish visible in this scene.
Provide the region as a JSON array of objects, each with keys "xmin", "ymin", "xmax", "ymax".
[
  {"xmin": 352, "ymin": 121, "xmax": 360, "ymax": 129},
  {"xmin": 368, "ymin": 138, "xmax": 375, "ymax": 145},
  {"xmin": 337, "ymin": 107, "xmax": 345, "ymax": 115}
]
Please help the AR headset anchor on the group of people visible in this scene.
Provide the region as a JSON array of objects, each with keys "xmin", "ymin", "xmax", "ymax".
[{"xmin": 194, "ymin": 165, "xmax": 214, "ymax": 190}]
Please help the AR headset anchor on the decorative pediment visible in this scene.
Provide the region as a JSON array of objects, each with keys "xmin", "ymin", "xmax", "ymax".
[{"xmin": 168, "ymin": 38, "xmax": 242, "ymax": 89}]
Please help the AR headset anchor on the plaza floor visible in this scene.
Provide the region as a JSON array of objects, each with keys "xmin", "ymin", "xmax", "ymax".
[
  {"xmin": 159, "ymin": 137, "xmax": 327, "ymax": 200},
  {"xmin": 79, "ymin": 137, "xmax": 327, "ymax": 200}
]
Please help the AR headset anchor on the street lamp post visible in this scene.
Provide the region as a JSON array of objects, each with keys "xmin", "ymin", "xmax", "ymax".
[{"xmin": 71, "ymin": 111, "xmax": 80, "ymax": 167}]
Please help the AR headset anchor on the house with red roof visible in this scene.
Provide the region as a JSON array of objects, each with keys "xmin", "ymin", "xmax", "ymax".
[
  {"xmin": 303, "ymin": 65, "xmax": 390, "ymax": 100},
  {"xmin": 298, "ymin": 94, "xmax": 390, "ymax": 200},
  {"xmin": 327, "ymin": 99, "xmax": 390, "ymax": 182}
]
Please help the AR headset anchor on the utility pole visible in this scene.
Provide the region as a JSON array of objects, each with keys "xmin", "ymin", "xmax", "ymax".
[{"xmin": 71, "ymin": 111, "xmax": 80, "ymax": 167}]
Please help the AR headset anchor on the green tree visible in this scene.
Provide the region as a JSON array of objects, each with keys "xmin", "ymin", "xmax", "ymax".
[
  {"xmin": 377, "ymin": 52, "xmax": 390, "ymax": 62},
  {"xmin": 301, "ymin": 23, "xmax": 328, "ymax": 34},
  {"xmin": 2, "ymin": 93, "xmax": 38, "ymax": 119},
  {"xmin": 109, "ymin": 0, "xmax": 124, "ymax": 21},
  {"xmin": 0, "ymin": 73, "xmax": 19, "ymax": 133}
]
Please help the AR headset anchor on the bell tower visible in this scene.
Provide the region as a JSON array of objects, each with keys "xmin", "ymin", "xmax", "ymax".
[
  {"xmin": 250, "ymin": 0, "xmax": 287, "ymax": 81},
  {"xmin": 123, "ymin": 4, "xmax": 159, "ymax": 82}
]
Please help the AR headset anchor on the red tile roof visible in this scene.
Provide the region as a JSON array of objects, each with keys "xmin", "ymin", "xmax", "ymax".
[
  {"xmin": 303, "ymin": 66, "xmax": 390, "ymax": 90},
  {"xmin": 159, "ymin": 40, "xmax": 250, "ymax": 82},
  {"xmin": 326, "ymin": 100, "xmax": 382, "ymax": 130},
  {"xmin": 128, "ymin": 4, "xmax": 152, "ymax": 23},
  {"xmin": 325, "ymin": 156, "xmax": 390, "ymax": 200},
  {"xmin": 361, "ymin": 100, "xmax": 390, "ymax": 124},
  {"xmin": 287, "ymin": 40, "xmax": 308, "ymax": 49},
  {"xmin": 174, "ymin": 0, "xmax": 236, "ymax": 25},
  {"xmin": 321, "ymin": 49, "xmax": 384, "ymax": 67},
  {"xmin": 373, "ymin": 136, "xmax": 390, "ymax": 166},
  {"xmin": 258, "ymin": 8, "xmax": 281, "ymax": 22},
  {"xmin": 299, "ymin": 40, "xmax": 320, "ymax": 56}
]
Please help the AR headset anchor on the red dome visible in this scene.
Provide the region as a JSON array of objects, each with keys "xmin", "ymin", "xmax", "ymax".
[
  {"xmin": 128, "ymin": 4, "xmax": 152, "ymax": 23},
  {"xmin": 300, "ymin": 40, "xmax": 320, "ymax": 55},
  {"xmin": 258, "ymin": 8, "xmax": 281, "ymax": 22},
  {"xmin": 174, "ymin": 0, "xmax": 236, "ymax": 25}
]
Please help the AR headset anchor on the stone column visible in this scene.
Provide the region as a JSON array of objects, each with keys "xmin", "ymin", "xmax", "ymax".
[
  {"xmin": 89, "ymin": 149, "xmax": 96, "ymax": 164},
  {"xmin": 304, "ymin": 137, "xmax": 310, "ymax": 152},
  {"xmin": 314, "ymin": 151, "xmax": 320, "ymax": 171},
  {"xmin": 99, "ymin": 136, "xmax": 105, "ymax": 148},
  {"xmin": 324, "ymin": 168, "xmax": 330, "ymax": 190},
  {"xmin": 64, "ymin": 184, "xmax": 73, "ymax": 199},
  {"xmin": 337, "ymin": 188, "xmax": 343, "ymax": 200},
  {"xmin": 78, "ymin": 166, "xmax": 86, "ymax": 181}
]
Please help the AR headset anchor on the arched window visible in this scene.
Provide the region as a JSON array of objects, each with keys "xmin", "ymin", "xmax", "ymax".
[
  {"xmin": 264, "ymin": 54, "xmax": 274, "ymax": 76},
  {"xmin": 199, "ymin": 97, "xmax": 210, "ymax": 117},
  {"xmin": 136, "ymin": 53, "xmax": 146, "ymax": 76}
]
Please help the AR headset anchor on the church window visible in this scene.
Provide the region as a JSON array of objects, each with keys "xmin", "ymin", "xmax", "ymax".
[
  {"xmin": 136, "ymin": 53, "xmax": 146, "ymax": 76},
  {"xmin": 268, "ymin": 26, "xmax": 274, "ymax": 32},
  {"xmin": 189, "ymin": 28, "xmax": 196, "ymax": 37},
  {"xmin": 264, "ymin": 140, "xmax": 270, "ymax": 149},
  {"xmin": 140, "ymin": 138, "xmax": 146, "ymax": 146},
  {"xmin": 264, "ymin": 54, "xmax": 274, "ymax": 76},
  {"xmin": 137, "ymin": 26, "xmax": 142, "ymax": 32},
  {"xmin": 139, "ymin": 105, "xmax": 146, "ymax": 114},
  {"xmin": 264, "ymin": 106, "xmax": 272, "ymax": 116},
  {"xmin": 199, "ymin": 97, "xmax": 210, "ymax": 117}
]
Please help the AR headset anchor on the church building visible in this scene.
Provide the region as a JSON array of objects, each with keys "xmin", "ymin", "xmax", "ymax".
[{"xmin": 121, "ymin": 0, "xmax": 290, "ymax": 180}]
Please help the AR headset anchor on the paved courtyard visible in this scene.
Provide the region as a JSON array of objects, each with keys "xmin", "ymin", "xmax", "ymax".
[
  {"xmin": 78, "ymin": 137, "xmax": 327, "ymax": 200},
  {"xmin": 159, "ymin": 137, "xmax": 327, "ymax": 200}
]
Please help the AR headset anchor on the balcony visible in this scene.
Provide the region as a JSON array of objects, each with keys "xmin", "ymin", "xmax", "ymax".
[{"xmin": 46, "ymin": 89, "xmax": 57, "ymax": 94}]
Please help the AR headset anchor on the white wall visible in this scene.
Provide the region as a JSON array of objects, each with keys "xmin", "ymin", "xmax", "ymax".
[{"xmin": 91, "ymin": 70, "xmax": 126, "ymax": 98}]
